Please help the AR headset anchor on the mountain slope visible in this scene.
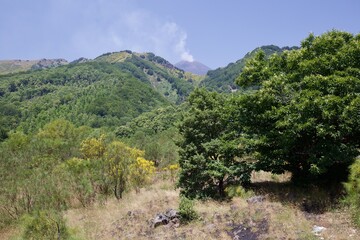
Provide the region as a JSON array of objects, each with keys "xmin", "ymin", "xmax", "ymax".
[
  {"xmin": 0, "ymin": 61, "xmax": 170, "ymax": 136},
  {"xmin": 0, "ymin": 59, "xmax": 68, "ymax": 75},
  {"xmin": 94, "ymin": 51, "xmax": 199, "ymax": 104},
  {"xmin": 201, "ymin": 45, "xmax": 298, "ymax": 93},
  {"xmin": 175, "ymin": 61, "xmax": 211, "ymax": 75}
]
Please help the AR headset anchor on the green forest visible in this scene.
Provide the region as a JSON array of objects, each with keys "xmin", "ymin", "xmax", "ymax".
[{"xmin": 1, "ymin": 30, "xmax": 360, "ymax": 239}]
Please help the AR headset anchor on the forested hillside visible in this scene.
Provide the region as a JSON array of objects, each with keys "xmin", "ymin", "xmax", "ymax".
[
  {"xmin": 95, "ymin": 51, "xmax": 198, "ymax": 103},
  {"xmin": 201, "ymin": 45, "xmax": 298, "ymax": 92},
  {"xmin": 0, "ymin": 61, "xmax": 171, "ymax": 139}
]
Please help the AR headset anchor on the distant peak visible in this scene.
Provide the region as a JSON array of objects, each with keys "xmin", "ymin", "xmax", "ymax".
[{"xmin": 175, "ymin": 60, "xmax": 211, "ymax": 76}]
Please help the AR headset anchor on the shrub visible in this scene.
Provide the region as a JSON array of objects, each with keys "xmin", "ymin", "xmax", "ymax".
[
  {"xmin": 21, "ymin": 210, "xmax": 70, "ymax": 240},
  {"xmin": 344, "ymin": 158, "xmax": 360, "ymax": 226},
  {"xmin": 225, "ymin": 185, "xmax": 254, "ymax": 199},
  {"xmin": 178, "ymin": 196, "xmax": 198, "ymax": 223}
]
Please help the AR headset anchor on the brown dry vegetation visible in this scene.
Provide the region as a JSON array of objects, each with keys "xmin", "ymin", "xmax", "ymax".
[
  {"xmin": 62, "ymin": 172, "xmax": 359, "ymax": 239},
  {"xmin": 2, "ymin": 172, "xmax": 358, "ymax": 240}
]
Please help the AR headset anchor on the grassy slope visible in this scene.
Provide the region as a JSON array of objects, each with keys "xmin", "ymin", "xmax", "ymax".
[
  {"xmin": 0, "ymin": 60, "xmax": 38, "ymax": 75},
  {"xmin": 0, "ymin": 59, "xmax": 69, "ymax": 75},
  {"xmin": 65, "ymin": 174, "xmax": 357, "ymax": 240},
  {"xmin": 1, "ymin": 172, "xmax": 357, "ymax": 239}
]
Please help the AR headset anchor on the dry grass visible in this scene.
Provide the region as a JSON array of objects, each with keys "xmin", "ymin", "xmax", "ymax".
[
  {"xmin": 1, "ymin": 172, "xmax": 358, "ymax": 239},
  {"xmin": 251, "ymin": 170, "xmax": 292, "ymax": 183},
  {"xmin": 65, "ymin": 180, "xmax": 180, "ymax": 240},
  {"xmin": 0, "ymin": 60, "xmax": 38, "ymax": 75},
  {"xmin": 63, "ymin": 174, "xmax": 356, "ymax": 240}
]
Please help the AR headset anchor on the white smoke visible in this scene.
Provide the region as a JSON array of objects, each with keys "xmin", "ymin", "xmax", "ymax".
[
  {"xmin": 176, "ymin": 32, "xmax": 194, "ymax": 62},
  {"xmin": 60, "ymin": 0, "xmax": 194, "ymax": 63}
]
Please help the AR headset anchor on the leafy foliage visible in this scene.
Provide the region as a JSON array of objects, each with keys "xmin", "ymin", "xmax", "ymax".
[
  {"xmin": 0, "ymin": 120, "xmax": 88, "ymax": 228},
  {"xmin": 105, "ymin": 141, "xmax": 144, "ymax": 199},
  {"xmin": 344, "ymin": 158, "xmax": 360, "ymax": 226},
  {"xmin": 115, "ymin": 106, "xmax": 182, "ymax": 137},
  {"xmin": 130, "ymin": 157, "xmax": 156, "ymax": 192},
  {"xmin": 0, "ymin": 119, "xmax": 156, "ymax": 228},
  {"xmin": 178, "ymin": 196, "xmax": 198, "ymax": 222},
  {"xmin": 178, "ymin": 89, "xmax": 252, "ymax": 199},
  {"xmin": 235, "ymin": 30, "xmax": 360, "ymax": 182},
  {"xmin": 116, "ymin": 105, "xmax": 184, "ymax": 166},
  {"xmin": 21, "ymin": 210, "xmax": 70, "ymax": 240}
]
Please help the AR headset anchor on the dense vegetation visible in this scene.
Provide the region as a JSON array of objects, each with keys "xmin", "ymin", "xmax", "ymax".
[
  {"xmin": 0, "ymin": 61, "xmax": 171, "ymax": 139},
  {"xmin": 0, "ymin": 120, "xmax": 156, "ymax": 229},
  {"xmin": 116, "ymin": 105, "xmax": 183, "ymax": 166},
  {"xmin": 0, "ymin": 51, "xmax": 188, "ymax": 234},
  {"xmin": 178, "ymin": 89, "xmax": 252, "ymax": 199},
  {"xmin": 236, "ymin": 31, "xmax": 360, "ymax": 182},
  {"xmin": 178, "ymin": 31, "xmax": 360, "ymax": 201},
  {"xmin": 96, "ymin": 51, "xmax": 197, "ymax": 104}
]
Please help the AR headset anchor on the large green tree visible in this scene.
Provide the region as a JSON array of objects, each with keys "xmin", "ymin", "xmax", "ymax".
[
  {"xmin": 178, "ymin": 89, "xmax": 252, "ymax": 199},
  {"xmin": 236, "ymin": 30, "xmax": 360, "ymax": 182}
]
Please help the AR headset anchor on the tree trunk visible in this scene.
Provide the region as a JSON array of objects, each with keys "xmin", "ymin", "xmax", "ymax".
[
  {"xmin": 114, "ymin": 176, "xmax": 126, "ymax": 200},
  {"xmin": 218, "ymin": 178, "xmax": 225, "ymax": 198},
  {"xmin": 114, "ymin": 178, "xmax": 121, "ymax": 200}
]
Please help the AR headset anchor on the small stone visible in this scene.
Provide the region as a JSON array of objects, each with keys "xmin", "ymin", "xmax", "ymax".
[
  {"xmin": 165, "ymin": 209, "xmax": 179, "ymax": 220},
  {"xmin": 312, "ymin": 225, "xmax": 326, "ymax": 235},
  {"xmin": 151, "ymin": 213, "xmax": 169, "ymax": 228}
]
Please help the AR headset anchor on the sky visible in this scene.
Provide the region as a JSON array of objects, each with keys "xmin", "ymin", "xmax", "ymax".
[{"xmin": 0, "ymin": 0, "xmax": 359, "ymax": 69}]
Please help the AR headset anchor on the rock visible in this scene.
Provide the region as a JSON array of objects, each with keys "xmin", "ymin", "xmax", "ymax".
[
  {"xmin": 312, "ymin": 225, "xmax": 326, "ymax": 235},
  {"xmin": 165, "ymin": 209, "xmax": 179, "ymax": 220},
  {"xmin": 229, "ymin": 218, "xmax": 269, "ymax": 240},
  {"xmin": 151, "ymin": 213, "xmax": 169, "ymax": 228},
  {"xmin": 150, "ymin": 209, "xmax": 181, "ymax": 228},
  {"xmin": 247, "ymin": 195, "xmax": 266, "ymax": 204},
  {"xmin": 166, "ymin": 217, "xmax": 180, "ymax": 228}
]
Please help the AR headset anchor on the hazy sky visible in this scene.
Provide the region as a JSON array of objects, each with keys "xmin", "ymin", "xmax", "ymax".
[{"xmin": 1, "ymin": 0, "xmax": 359, "ymax": 68}]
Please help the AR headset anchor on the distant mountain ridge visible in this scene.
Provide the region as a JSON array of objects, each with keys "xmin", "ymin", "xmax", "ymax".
[
  {"xmin": 0, "ymin": 59, "xmax": 68, "ymax": 75},
  {"xmin": 0, "ymin": 50, "xmax": 203, "ymax": 135},
  {"xmin": 0, "ymin": 46, "xmax": 300, "ymax": 139},
  {"xmin": 201, "ymin": 45, "xmax": 299, "ymax": 93},
  {"xmin": 0, "ymin": 50, "xmax": 202, "ymax": 104},
  {"xmin": 175, "ymin": 60, "xmax": 211, "ymax": 75}
]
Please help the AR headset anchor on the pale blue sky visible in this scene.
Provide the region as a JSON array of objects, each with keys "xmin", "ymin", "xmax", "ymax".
[{"xmin": 0, "ymin": 0, "xmax": 359, "ymax": 68}]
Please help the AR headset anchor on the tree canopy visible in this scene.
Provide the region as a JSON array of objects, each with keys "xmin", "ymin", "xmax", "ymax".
[
  {"xmin": 177, "ymin": 89, "xmax": 252, "ymax": 199},
  {"xmin": 235, "ymin": 30, "xmax": 360, "ymax": 182}
]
